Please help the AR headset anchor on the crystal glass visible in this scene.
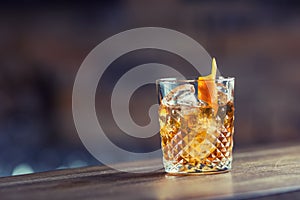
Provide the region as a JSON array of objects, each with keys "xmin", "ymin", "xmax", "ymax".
[{"xmin": 156, "ymin": 77, "xmax": 235, "ymax": 174}]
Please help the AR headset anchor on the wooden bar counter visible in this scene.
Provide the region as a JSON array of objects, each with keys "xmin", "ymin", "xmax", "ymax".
[{"xmin": 1, "ymin": 143, "xmax": 300, "ymax": 199}]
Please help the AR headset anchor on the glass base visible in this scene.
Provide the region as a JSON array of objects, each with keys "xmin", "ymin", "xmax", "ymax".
[{"xmin": 163, "ymin": 159, "xmax": 232, "ymax": 175}]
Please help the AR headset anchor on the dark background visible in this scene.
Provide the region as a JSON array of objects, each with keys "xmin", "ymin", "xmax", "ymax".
[{"xmin": 0, "ymin": 0, "xmax": 300, "ymax": 177}]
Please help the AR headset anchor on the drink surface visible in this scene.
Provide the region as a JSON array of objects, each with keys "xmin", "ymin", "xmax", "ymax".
[{"xmin": 158, "ymin": 81, "xmax": 234, "ymax": 174}]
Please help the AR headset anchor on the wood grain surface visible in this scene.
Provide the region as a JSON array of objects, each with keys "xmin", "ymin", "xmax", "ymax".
[{"xmin": 1, "ymin": 143, "xmax": 300, "ymax": 200}]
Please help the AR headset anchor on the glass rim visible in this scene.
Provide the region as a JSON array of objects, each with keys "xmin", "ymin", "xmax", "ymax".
[{"xmin": 156, "ymin": 76, "xmax": 235, "ymax": 83}]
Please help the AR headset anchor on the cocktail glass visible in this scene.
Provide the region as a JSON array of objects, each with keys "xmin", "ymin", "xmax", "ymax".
[{"xmin": 156, "ymin": 77, "xmax": 235, "ymax": 174}]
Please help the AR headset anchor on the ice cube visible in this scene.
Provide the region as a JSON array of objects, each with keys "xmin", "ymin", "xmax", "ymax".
[
  {"xmin": 161, "ymin": 84, "xmax": 198, "ymax": 106},
  {"xmin": 216, "ymin": 105, "xmax": 227, "ymax": 124},
  {"xmin": 217, "ymin": 83, "xmax": 229, "ymax": 106}
]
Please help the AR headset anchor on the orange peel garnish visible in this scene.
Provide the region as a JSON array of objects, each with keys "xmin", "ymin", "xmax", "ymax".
[{"xmin": 198, "ymin": 58, "xmax": 218, "ymax": 114}]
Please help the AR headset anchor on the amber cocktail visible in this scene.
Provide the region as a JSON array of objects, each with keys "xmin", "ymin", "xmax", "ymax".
[{"xmin": 157, "ymin": 76, "xmax": 235, "ymax": 174}]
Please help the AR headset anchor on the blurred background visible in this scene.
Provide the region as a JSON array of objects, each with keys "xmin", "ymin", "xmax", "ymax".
[{"xmin": 0, "ymin": 0, "xmax": 300, "ymax": 177}]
